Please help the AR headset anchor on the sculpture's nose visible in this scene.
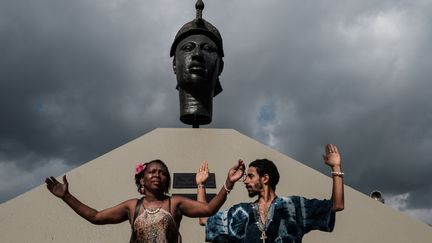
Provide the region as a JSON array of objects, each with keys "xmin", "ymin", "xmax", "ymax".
[
  {"xmin": 191, "ymin": 48, "xmax": 204, "ymax": 62},
  {"xmin": 192, "ymin": 44, "xmax": 203, "ymax": 55}
]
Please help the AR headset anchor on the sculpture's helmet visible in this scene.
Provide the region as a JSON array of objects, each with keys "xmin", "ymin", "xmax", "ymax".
[
  {"xmin": 170, "ymin": 0, "xmax": 224, "ymax": 58},
  {"xmin": 170, "ymin": 0, "xmax": 224, "ymax": 96}
]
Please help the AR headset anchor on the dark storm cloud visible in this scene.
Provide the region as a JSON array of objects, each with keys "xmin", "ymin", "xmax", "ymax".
[
  {"xmin": 0, "ymin": 0, "xmax": 181, "ymax": 201},
  {"xmin": 210, "ymin": 0, "xmax": 432, "ymax": 220},
  {"xmin": 1, "ymin": 0, "xmax": 431, "ymax": 224},
  {"xmin": 1, "ymin": 0, "xmax": 179, "ymax": 170}
]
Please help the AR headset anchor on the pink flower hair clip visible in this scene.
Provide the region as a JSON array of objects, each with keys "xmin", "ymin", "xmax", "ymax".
[{"xmin": 135, "ymin": 162, "xmax": 147, "ymax": 175}]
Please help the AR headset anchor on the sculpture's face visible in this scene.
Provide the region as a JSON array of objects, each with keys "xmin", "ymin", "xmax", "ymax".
[{"xmin": 174, "ymin": 34, "xmax": 222, "ymax": 93}]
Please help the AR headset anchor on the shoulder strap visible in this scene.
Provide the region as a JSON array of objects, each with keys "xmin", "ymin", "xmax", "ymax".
[
  {"xmin": 130, "ymin": 197, "xmax": 144, "ymax": 243},
  {"xmin": 132, "ymin": 197, "xmax": 144, "ymax": 226}
]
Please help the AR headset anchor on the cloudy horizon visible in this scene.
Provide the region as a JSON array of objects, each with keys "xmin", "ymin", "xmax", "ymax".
[{"xmin": 1, "ymin": 0, "xmax": 431, "ymax": 225}]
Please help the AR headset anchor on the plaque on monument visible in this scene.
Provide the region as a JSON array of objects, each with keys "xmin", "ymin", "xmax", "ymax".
[
  {"xmin": 173, "ymin": 172, "xmax": 216, "ymax": 188},
  {"xmin": 172, "ymin": 193, "xmax": 216, "ymax": 201}
]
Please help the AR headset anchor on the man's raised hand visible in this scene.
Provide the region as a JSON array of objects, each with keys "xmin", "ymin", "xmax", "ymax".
[{"xmin": 323, "ymin": 144, "xmax": 342, "ymax": 168}]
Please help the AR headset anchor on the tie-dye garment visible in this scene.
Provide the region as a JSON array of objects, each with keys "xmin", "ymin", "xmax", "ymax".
[{"xmin": 205, "ymin": 196, "xmax": 335, "ymax": 243}]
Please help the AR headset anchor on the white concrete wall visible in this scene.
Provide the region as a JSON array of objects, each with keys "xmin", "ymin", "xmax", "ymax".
[{"xmin": 1, "ymin": 128, "xmax": 431, "ymax": 242}]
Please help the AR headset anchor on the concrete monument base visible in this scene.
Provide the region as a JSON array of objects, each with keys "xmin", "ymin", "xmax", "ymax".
[{"xmin": 1, "ymin": 128, "xmax": 431, "ymax": 242}]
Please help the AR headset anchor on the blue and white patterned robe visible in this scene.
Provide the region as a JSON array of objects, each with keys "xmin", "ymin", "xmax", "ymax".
[{"xmin": 205, "ymin": 196, "xmax": 335, "ymax": 243}]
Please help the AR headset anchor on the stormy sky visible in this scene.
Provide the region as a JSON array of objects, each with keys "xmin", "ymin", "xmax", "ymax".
[{"xmin": 1, "ymin": 0, "xmax": 431, "ymax": 224}]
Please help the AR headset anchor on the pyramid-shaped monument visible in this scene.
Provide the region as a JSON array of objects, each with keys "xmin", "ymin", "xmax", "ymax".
[{"xmin": 1, "ymin": 128, "xmax": 431, "ymax": 242}]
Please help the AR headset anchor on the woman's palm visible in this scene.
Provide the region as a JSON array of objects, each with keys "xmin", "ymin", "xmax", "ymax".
[{"xmin": 46, "ymin": 176, "xmax": 68, "ymax": 198}]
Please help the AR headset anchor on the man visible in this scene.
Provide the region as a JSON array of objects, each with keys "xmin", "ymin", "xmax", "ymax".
[
  {"xmin": 170, "ymin": 0, "xmax": 224, "ymax": 127},
  {"xmin": 198, "ymin": 144, "xmax": 344, "ymax": 242}
]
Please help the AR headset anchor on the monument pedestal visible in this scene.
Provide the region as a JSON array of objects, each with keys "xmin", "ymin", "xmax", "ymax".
[{"xmin": 1, "ymin": 128, "xmax": 431, "ymax": 242}]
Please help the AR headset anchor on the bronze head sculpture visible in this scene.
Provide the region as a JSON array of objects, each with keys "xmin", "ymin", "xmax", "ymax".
[{"xmin": 170, "ymin": 0, "xmax": 224, "ymax": 127}]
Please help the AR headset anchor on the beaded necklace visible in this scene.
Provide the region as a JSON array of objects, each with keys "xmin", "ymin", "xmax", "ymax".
[{"xmin": 143, "ymin": 198, "xmax": 163, "ymax": 242}]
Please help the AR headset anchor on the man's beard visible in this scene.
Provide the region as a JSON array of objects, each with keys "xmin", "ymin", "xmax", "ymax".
[{"xmin": 247, "ymin": 182, "xmax": 263, "ymax": 198}]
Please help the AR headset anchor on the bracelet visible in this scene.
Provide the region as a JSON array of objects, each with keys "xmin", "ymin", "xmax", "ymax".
[
  {"xmin": 197, "ymin": 184, "xmax": 205, "ymax": 189},
  {"xmin": 223, "ymin": 182, "xmax": 232, "ymax": 194},
  {"xmin": 331, "ymin": 171, "xmax": 344, "ymax": 177}
]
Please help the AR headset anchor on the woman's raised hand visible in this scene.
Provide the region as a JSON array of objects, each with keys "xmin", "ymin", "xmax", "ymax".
[
  {"xmin": 45, "ymin": 175, "xmax": 69, "ymax": 198},
  {"xmin": 196, "ymin": 160, "xmax": 209, "ymax": 186},
  {"xmin": 226, "ymin": 159, "xmax": 245, "ymax": 188}
]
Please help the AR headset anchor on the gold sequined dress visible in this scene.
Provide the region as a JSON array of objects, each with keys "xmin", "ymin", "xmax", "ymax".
[{"xmin": 131, "ymin": 198, "xmax": 180, "ymax": 243}]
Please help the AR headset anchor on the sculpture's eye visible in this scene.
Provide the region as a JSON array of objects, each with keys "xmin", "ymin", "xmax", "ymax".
[
  {"xmin": 181, "ymin": 42, "xmax": 195, "ymax": 52},
  {"xmin": 202, "ymin": 43, "xmax": 217, "ymax": 53}
]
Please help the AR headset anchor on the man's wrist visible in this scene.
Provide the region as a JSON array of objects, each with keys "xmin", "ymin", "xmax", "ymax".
[
  {"xmin": 331, "ymin": 165, "xmax": 342, "ymax": 172},
  {"xmin": 331, "ymin": 171, "xmax": 344, "ymax": 177},
  {"xmin": 330, "ymin": 166, "xmax": 344, "ymax": 177}
]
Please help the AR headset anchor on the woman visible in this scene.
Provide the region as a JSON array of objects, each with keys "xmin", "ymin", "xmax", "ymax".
[{"xmin": 45, "ymin": 159, "xmax": 245, "ymax": 243}]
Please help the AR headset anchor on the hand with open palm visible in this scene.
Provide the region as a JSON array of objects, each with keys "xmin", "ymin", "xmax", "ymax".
[
  {"xmin": 45, "ymin": 175, "xmax": 69, "ymax": 198},
  {"xmin": 196, "ymin": 161, "xmax": 209, "ymax": 186},
  {"xmin": 226, "ymin": 159, "xmax": 245, "ymax": 189},
  {"xmin": 323, "ymin": 144, "xmax": 342, "ymax": 169}
]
